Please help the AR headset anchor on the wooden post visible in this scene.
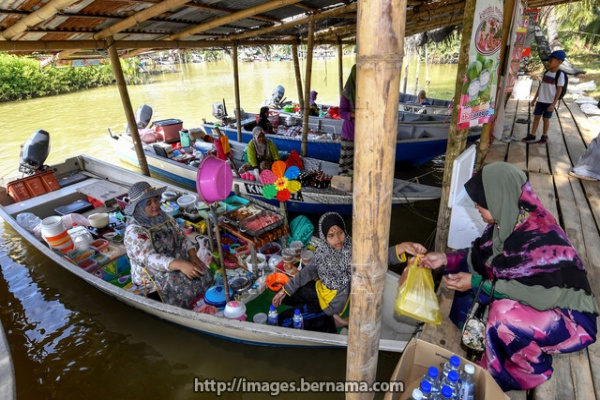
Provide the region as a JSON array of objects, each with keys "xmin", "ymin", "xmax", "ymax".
[
  {"xmin": 346, "ymin": 0, "xmax": 406, "ymax": 396},
  {"xmin": 106, "ymin": 36, "xmax": 150, "ymax": 176},
  {"xmin": 338, "ymin": 38, "xmax": 344, "ymax": 94},
  {"xmin": 415, "ymin": 47, "xmax": 420, "ymax": 94},
  {"xmin": 402, "ymin": 57, "xmax": 409, "ymax": 94},
  {"xmin": 433, "ymin": 0, "xmax": 478, "ymax": 252},
  {"xmin": 232, "ymin": 43, "xmax": 242, "ymax": 142},
  {"xmin": 292, "ymin": 43, "xmax": 304, "ymax": 112},
  {"xmin": 300, "ymin": 21, "xmax": 315, "ymax": 157},
  {"xmin": 425, "ymin": 44, "xmax": 430, "ymax": 88}
]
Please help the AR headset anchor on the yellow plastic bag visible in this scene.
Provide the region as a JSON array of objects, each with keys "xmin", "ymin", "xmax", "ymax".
[{"xmin": 394, "ymin": 257, "xmax": 441, "ymax": 325}]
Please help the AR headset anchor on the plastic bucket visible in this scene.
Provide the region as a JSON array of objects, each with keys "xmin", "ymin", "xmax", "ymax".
[
  {"xmin": 196, "ymin": 156, "xmax": 233, "ymax": 204},
  {"xmin": 224, "ymin": 301, "xmax": 247, "ymax": 321},
  {"xmin": 40, "ymin": 216, "xmax": 65, "ymax": 236}
]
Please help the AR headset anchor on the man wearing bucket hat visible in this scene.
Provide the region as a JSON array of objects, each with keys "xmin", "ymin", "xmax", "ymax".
[
  {"xmin": 522, "ymin": 49, "xmax": 567, "ymax": 145},
  {"xmin": 124, "ymin": 181, "xmax": 212, "ymax": 308}
]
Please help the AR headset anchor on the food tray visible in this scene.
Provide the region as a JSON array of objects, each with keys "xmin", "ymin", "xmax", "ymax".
[
  {"xmin": 238, "ymin": 210, "xmax": 283, "ymax": 237},
  {"xmin": 222, "ymin": 204, "xmax": 263, "ymax": 224}
]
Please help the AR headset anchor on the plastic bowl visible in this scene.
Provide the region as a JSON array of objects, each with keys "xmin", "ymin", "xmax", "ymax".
[
  {"xmin": 160, "ymin": 201, "xmax": 180, "ymax": 216},
  {"xmin": 196, "ymin": 155, "xmax": 233, "ymax": 203},
  {"xmin": 88, "ymin": 212, "xmax": 110, "ymax": 229},
  {"xmin": 224, "ymin": 301, "xmax": 247, "ymax": 320},
  {"xmin": 177, "ymin": 194, "xmax": 197, "ymax": 209},
  {"xmin": 253, "ymin": 312, "xmax": 267, "ymax": 324}
]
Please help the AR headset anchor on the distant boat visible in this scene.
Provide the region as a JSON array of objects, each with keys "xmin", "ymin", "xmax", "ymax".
[
  {"xmin": 204, "ymin": 111, "xmax": 480, "ymax": 165},
  {"xmin": 398, "ymin": 92, "xmax": 454, "ymax": 116}
]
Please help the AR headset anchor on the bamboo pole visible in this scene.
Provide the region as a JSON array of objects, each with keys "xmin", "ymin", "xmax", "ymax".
[
  {"xmin": 301, "ymin": 21, "xmax": 315, "ymax": 157},
  {"xmin": 0, "ymin": 0, "xmax": 79, "ymax": 40},
  {"xmin": 292, "ymin": 43, "xmax": 304, "ymax": 113},
  {"xmin": 232, "ymin": 44, "xmax": 242, "ymax": 142},
  {"xmin": 338, "ymin": 39, "xmax": 344, "ymax": 94},
  {"xmin": 346, "ymin": 0, "xmax": 405, "ymax": 396},
  {"xmin": 106, "ymin": 36, "xmax": 150, "ymax": 177},
  {"xmin": 415, "ymin": 47, "xmax": 420, "ymax": 95},
  {"xmin": 433, "ymin": 0, "xmax": 478, "ymax": 252}
]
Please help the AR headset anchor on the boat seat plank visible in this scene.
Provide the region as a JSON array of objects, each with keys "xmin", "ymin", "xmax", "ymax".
[{"xmin": 76, "ymin": 180, "xmax": 129, "ymax": 204}]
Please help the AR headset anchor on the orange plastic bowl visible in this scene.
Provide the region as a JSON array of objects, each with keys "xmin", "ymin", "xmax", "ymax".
[{"xmin": 266, "ymin": 272, "xmax": 290, "ymax": 292}]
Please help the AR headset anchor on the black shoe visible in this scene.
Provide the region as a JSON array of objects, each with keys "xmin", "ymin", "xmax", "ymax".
[
  {"xmin": 521, "ymin": 134, "xmax": 537, "ymax": 143},
  {"xmin": 537, "ymin": 135, "xmax": 548, "ymax": 144}
]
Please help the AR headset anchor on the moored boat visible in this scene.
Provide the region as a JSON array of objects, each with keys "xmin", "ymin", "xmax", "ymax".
[
  {"xmin": 113, "ymin": 135, "xmax": 442, "ymax": 215},
  {"xmin": 0, "ymin": 154, "xmax": 419, "ymax": 351},
  {"xmin": 398, "ymin": 92, "xmax": 454, "ymax": 115}
]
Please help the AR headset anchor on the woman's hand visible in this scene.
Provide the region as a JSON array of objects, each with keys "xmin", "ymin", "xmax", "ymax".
[
  {"xmin": 170, "ymin": 260, "xmax": 206, "ymax": 279},
  {"xmin": 333, "ymin": 314, "xmax": 349, "ymax": 328},
  {"xmin": 443, "ymin": 272, "xmax": 472, "ymax": 292},
  {"xmin": 272, "ymin": 290, "xmax": 286, "ymax": 307},
  {"xmin": 396, "ymin": 242, "xmax": 427, "ymax": 257},
  {"xmin": 420, "ymin": 252, "xmax": 447, "ymax": 270}
]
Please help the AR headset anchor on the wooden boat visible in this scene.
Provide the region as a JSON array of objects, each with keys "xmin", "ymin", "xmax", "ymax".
[
  {"xmin": 113, "ymin": 137, "xmax": 442, "ymax": 215},
  {"xmin": 204, "ymin": 111, "xmax": 479, "ymax": 165},
  {"xmin": 0, "ymin": 155, "xmax": 419, "ymax": 351},
  {"xmin": 0, "ymin": 319, "xmax": 15, "ymax": 400},
  {"xmin": 398, "ymin": 92, "xmax": 454, "ymax": 116}
]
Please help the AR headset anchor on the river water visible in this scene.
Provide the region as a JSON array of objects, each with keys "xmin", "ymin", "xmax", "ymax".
[{"xmin": 0, "ymin": 56, "xmax": 456, "ymax": 399}]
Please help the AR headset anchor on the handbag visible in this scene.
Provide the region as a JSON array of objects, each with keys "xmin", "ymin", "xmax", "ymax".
[{"xmin": 461, "ymin": 278, "xmax": 496, "ymax": 352}]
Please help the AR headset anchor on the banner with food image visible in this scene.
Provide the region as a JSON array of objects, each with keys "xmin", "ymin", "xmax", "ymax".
[{"xmin": 457, "ymin": 0, "xmax": 503, "ymax": 130}]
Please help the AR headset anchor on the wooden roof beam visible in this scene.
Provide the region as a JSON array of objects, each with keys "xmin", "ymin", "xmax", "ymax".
[
  {"xmin": 167, "ymin": 0, "xmax": 304, "ymax": 41},
  {"xmin": 226, "ymin": 2, "xmax": 357, "ymax": 41},
  {"xmin": 0, "ymin": 0, "xmax": 81, "ymax": 41}
]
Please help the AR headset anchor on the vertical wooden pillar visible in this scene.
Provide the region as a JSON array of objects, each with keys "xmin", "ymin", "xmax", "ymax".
[
  {"xmin": 300, "ymin": 21, "xmax": 315, "ymax": 157},
  {"xmin": 433, "ymin": 0, "xmax": 478, "ymax": 252},
  {"xmin": 415, "ymin": 47, "xmax": 421, "ymax": 94},
  {"xmin": 346, "ymin": 0, "xmax": 406, "ymax": 397},
  {"xmin": 232, "ymin": 43, "xmax": 242, "ymax": 142},
  {"xmin": 107, "ymin": 36, "xmax": 149, "ymax": 176},
  {"xmin": 292, "ymin": 42, "xmax": 304, "ymax": 112},
  {"xmin": 338, "ymin": 38, "xmax": 344, "ymax": 94}
]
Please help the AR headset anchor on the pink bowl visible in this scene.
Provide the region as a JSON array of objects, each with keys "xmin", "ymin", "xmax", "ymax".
[{"xmin": 196, "ymin": 155, "xmax": 233, "ymax": 204}]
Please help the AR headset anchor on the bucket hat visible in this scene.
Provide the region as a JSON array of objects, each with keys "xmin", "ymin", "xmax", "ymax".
[
  {"xmin": 542, "ymin": 49, "xmax": 567, "ymax": 61},
  {"xmin": 124, "ymin": 181, "xmax": 167, "ymax": 215}
]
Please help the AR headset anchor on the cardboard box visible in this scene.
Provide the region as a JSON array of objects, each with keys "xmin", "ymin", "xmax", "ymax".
[{"xmin": 384, "ymin": 339, "xmax": 508, "ymax": 400}]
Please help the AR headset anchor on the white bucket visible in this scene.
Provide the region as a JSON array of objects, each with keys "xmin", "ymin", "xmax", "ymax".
[{"xmin": 40, "ymin": 216, "xmax": 65, "ymax": 236}]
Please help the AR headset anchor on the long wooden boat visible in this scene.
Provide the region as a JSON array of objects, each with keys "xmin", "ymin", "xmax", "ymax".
[
  {"xmin": 0, "ymin": 155, "xmax": 418, "ymax": 351},
  {"xmin": 113, "ymin": 138, "xmax": 442, "ymax": 215},
  {"xmin": 204, "ymin": 112, "xmax": 479, "ymax": 165},
  {"xmin": 0, "ymin": 319, "xmax": 15, "ymax": 400}
]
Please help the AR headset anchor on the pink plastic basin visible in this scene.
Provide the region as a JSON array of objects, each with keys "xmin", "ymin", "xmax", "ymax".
[{"xmin": 196, "ymin": 155, "xmax": 233, "ymax": 204}]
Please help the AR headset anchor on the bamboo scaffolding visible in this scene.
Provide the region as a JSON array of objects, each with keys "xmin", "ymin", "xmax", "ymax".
[{"xmin": 301, "ymin": 21, "xmax": 315, "ymax": 157}]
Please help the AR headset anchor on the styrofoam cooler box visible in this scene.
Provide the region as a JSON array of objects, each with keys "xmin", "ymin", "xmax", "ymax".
[{"xmin": 154, "ymin": 119, "xmax": 183, "ymax": 143}]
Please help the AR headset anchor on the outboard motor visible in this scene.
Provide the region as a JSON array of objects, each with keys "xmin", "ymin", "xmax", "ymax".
[
  {"xmin": 126, "ymin": 104, "xmax": 153, "ymax": 135},
  {"xmin": 268, "ymin": 85, "xmax": 286, "ymax": 108},
  {"xmin": 19, "ymin": 129, "xmax": 50, "ymax": 174},
  {"xmin": 212, "ymin": 101, "xmax": 226, "ymax": 119}
]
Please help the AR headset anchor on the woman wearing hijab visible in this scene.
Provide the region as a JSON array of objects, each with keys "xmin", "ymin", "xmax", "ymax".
[
  {"xmin": 257, "ymin": 106, "xmax": 274, "ymax": 134},
  {"xmin": 123, "ymin": 182, "xmax": 212, "ymax": 308},
  {"xmin": 238, "ymin": 126, "xmax": 280, "ymax": 174},
  {"xmin": 308, "ymin": 90, "xmax": 320, "ymax": 116},
  {"xmin": 338, "ymin": 65, "xmax": 356, "ymax": 175},
  {"xmin": 422, "ymin": 162, "xmax": 597, "ymax": 391},
  {"xmin": 272, "ymin": 212, "xmax": 425, "ymax": 332}
]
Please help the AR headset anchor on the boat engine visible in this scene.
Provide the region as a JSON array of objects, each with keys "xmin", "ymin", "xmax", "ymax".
[
  {"xmin": 126, "ymin": 104, "xmax": 153, "ymax": 135},
  {"xmin": 212, "ymin": 99, "xmax": 233, "ymax": 125},
  {"xmin": 268, "ymin": 85, "xmax": 286, "ymax": 108},
  {"xmin": 19, "ymin": 129, "xmax": 50, "ymax": 174}
]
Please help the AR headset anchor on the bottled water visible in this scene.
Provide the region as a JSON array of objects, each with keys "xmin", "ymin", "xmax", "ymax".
[
  {"xmin": 439, "ymin": 370, "xmax": 460, "ymax": 400},
  {"xmin": 442, "ymin": 355, "xmax": 461, "ymax": 378},
  {"xmin": 408, "ymin": 388, "xmax": 424, "ymax": 400},
  {"xmin": 292, "ymin": 309, "xmax": 304, "ymax": 329},
  {"xmin": 435, "ymin": 385, "xmax": 454, "ymax": 399},
  {"xmin": 420, "ymin": 380, "xmax": 433, "ymax": 400},
  {"xmin": 420, "ymin": 366, "xmax": 440, "ymax": 394},
  {"xmin": 267, "ymin": 305, "xmax": 279, "ymax": 326},
  {"xmin": 459, "ymin": 364, "xmax": 476, "ymax": 400}
]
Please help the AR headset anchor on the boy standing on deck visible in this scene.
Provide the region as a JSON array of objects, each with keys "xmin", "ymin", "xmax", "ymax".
[{"xmin": 522, "ymin": 49, "xmax": 567, "ymax": 144}]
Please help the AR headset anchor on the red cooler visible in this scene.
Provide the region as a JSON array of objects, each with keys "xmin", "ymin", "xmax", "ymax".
[{"xmin": 154, "ymin": 119, "xmax": 183, "ymax": 143}]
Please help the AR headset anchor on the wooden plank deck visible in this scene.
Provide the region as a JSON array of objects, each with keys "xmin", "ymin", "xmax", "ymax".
[{"xmin": 420, "ymin": 81, "xmax": 600, "ymax": 400}]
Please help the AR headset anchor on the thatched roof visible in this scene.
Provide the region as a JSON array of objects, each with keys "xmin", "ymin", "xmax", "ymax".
[{"xmin": 0, "ymin": 0, "xmax": 574, "ymax": 60}]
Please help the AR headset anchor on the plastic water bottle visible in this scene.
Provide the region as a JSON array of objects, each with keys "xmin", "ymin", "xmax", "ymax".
[
  {"xmin": 420, "ymin": 366, "xmax": 440, "ymax": 395},
  {"xmin": 459, "ymin": 364, "xmax": 476, "ymax": 400},
  {"xmin": 420, "ymin": 380, "xmax": 433, "ymax": 400},
  {"xmin": 267, "ymin": 305, "xmax": 279, "ymax": 326},
  {"xmin": 292, "ymin": 309, "xmax": 304, "ymax": 329},
  {"xmin": 408, "ymin": 388, "xmax": 424, "ymax": 400},
  {"xmin": 434, "ymin": 385, "xmax": 454, "ymax": 399},
  {"xmin": 439, "ymin": 370, "xmax": 460, "ymax": 400},
  {"xmin": 442, "ymin": 355, "xmax": 461, "ymax": 379}
]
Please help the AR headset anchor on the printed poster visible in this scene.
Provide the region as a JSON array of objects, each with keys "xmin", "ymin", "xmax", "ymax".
[
  {"xmin": 457, "ymin": 0, "xmax": 503, "ymax": 130},
  {"xmin": 518, "ymin": 8, "xmax": 539, "ymax": 74}
]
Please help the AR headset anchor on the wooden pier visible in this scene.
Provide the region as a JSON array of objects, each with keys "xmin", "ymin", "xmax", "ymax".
[{"xmin": 421, "ymin": 84, "xmax": 600, "ymax": 400}]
